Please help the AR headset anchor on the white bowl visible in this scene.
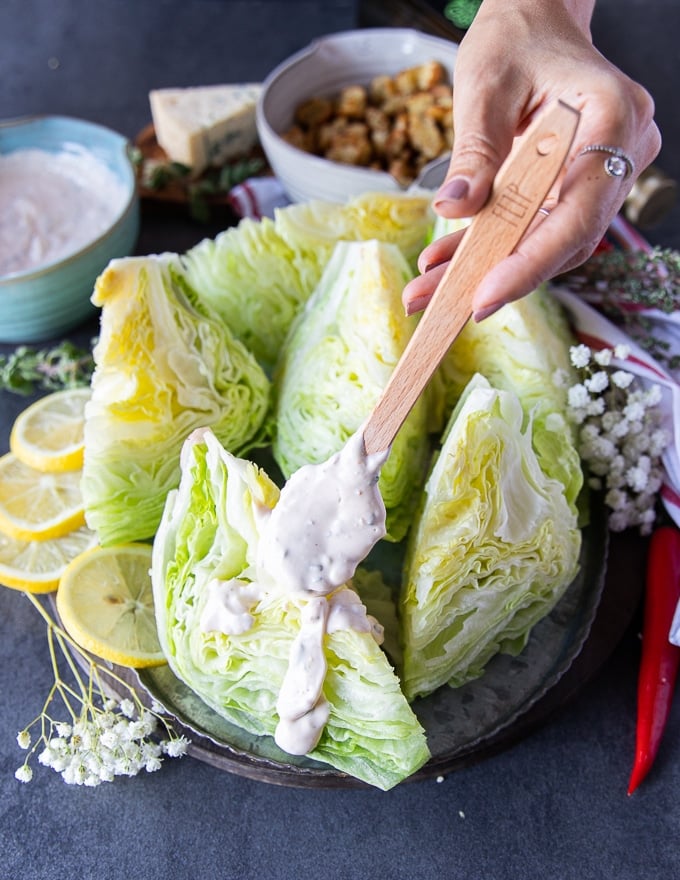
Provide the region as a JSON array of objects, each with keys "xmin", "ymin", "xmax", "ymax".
[{"xmin": 257, "ymin": 28, "xmax": 458, "ymax": 203}]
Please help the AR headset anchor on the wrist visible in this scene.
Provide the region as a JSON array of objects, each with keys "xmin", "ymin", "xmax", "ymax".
[
  {"xmin": 561, "ymin": 0, "xmax": 596, "ymax": 35},
  {"xmin": 460, "ymin": 0, "xmax": 595, "ymax": 39}
]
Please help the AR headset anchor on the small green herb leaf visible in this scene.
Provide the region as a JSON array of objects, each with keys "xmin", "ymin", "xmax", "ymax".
[{"xmin": 0, "ymin": 340, "xmax": 96, "ymax": 396}]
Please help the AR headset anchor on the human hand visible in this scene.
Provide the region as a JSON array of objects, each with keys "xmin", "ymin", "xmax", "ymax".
[{"xmin": 402, "ymin": 0, "xmax": 661, "ymax": 321}]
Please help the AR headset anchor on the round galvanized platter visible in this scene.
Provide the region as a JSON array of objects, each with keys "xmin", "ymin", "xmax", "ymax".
[{"xmin": 110, "ymin": 497, "xmax": 643, "ymax": 788}]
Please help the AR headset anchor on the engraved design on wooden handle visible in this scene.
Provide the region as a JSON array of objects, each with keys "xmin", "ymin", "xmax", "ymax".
[{"xmin": 362, "ymin": 99, "xmax": 580, "ymax": 455}]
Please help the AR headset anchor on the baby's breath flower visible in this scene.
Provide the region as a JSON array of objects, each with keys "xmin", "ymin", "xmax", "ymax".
[
  {"xmin": 570, "ymin": 344, "xmax": 592, "ymax": 369},
  {"xmin": 119, "ymin": 699, "xmax": 135, "ymax": 719},
  {"xmin": 623, "ymin": 400, "xmax": 646, "ymax": 422},
  {"xmin": 585, "ymin": 371, "xmax": 609, "ymax": 393},
  {"xmin": 568, "ymin": 384, "xmax": 590, "ymax": 408},
  {"xmin": 99, "ymin": 765, "xmax": 115, "ymax": 783},
  {"xmin": 594, "ymin": 348, "xmax": 613, "ymax": 367},
  {"xmin": 145, "ymin": 755, "xmax": 163, "ymax": 773},
  {"xmin": 626, "ymin": 463, "xmax": 651, "ymax": 493},
  {"xmin": 607, "ymin": 418, "xmax": 631, "ymax": 440},
  {"xmin": 586, "ymin": 397, "xmax": 606, "ymax": 417},
  {"xmin": 579, "ymin": 423, "xmax": 600, "ymax": 442},
  {"xmin": 15, "ymin": 764, "xmax": 33, "ymax": 783},
  {"xmin": 12, "ymin": 593, "xmax": 190, "ymax": 787},
  {"xmin": 611, "ymin": 370, "xmax": 634, "ymax": 389},
  {"xmin": 558, "ymin": 343, "xmax": 668, "ymax": 534},
  {"xmin": 610, "ymin": 453, "xmax": 626, "ymax": 474},
  {"xmin": 163, "ymin": 736, "xmax": 190, "ymax": 758},
  {"xmin": 605, "ymin": 488, "xmax": 629, "ymax": 511}
]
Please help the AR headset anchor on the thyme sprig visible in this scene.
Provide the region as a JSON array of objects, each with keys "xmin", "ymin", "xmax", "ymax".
[
  {"xmin": 563, "ymin": 247, "xmax": 680, "ymax": 370},
  {"xmin": 139, "ymin": 154, "xmax": 267, "ymax": 222},
  {"xmin": 0, "ymin": 340, "xmax": 96, "ymax": 396}
]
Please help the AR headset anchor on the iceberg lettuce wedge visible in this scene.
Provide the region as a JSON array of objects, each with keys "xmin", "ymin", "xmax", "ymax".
[
  {"xmin": 272, "ymin": 239, "xmax": 432, "ymax": 541},
  {"xmin": 181, "ymin": 192, "xmax": 433, "ymax": 373},
  {"xmin": 438, "ymin": 287, "xmax": 583, "ymax": 511},
  {"xmin": 81, "ymin": 254, "xmax": 270, "ymax": 546},
  {"xmin": 152, "ymin": 428, "xmax": 430, "ymax": 790},
  {"xmin": 399, "ymin": 375, "xmax": 582, "ymax": 700}
]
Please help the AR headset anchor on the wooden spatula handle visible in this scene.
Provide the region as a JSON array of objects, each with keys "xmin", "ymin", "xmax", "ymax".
[{"xmin": 362, "ymin": 99, "xmax": 580, "ymax": 455}]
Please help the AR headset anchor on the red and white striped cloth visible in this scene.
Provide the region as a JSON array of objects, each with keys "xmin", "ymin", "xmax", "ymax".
[{"xmin": 227, "ymin": 176, "xmax": 290, "ymax": 220}]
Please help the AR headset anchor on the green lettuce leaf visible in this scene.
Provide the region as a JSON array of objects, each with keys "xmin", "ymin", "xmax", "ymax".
[
  {"xmin": 181, "ymin": 192, "xmax": 433, "ymax": 373},
  {"xmin": 438, "ymin": 287, "xmax": 583, "ymax": 511},
  {"xmin": 399, "ymin": 374, "xmax": 582, "ymax": 700},
  {"xmin": 181, "ymin": 217, "xmax": 303, "ymax": 372},
  {"xmin": 152, "ymin": 428, "xmax": 430, "ymax": 790},
  {"xmin": 81, "ymin": 254, "xmax": 270, "ymax": 546},
  {"xmin": 272, "ymin": 239, "xmax": 432, "ymax": 542},
  {"xmin": 352, "ymin": 567, "xmax": 402, "ymax": 670},
  {"xmin": 274, "ymin": 190, "xmax": 435, "ymax": 271}
]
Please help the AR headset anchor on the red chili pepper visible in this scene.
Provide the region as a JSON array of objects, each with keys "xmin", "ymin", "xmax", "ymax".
[{"xmin": 628, "ymin": 526, "xmax": 680, "ymax": 795}]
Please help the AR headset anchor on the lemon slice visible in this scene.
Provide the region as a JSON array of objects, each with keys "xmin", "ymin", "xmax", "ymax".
[
  {"xmin": 56, "ymin": 543, "xmax": 166, "ymax": 668},
  {"xmin": 0, "ymin": 453, "xmax": 85, "ymax": 541},
  {"xmin": 0, "ymin": 525, "xmax": 99, "ymax": 594},
  {"xmin": 10, "ymin": 387, "xmax": 90, "ymax": 473}
]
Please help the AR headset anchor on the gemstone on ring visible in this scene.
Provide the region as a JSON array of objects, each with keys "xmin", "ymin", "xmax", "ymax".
[
  {"xmin": 578, "ymin": 145, "xmax": 635, "ymax": 180},
  {"xmin": 604, "ymin": 155, "xmax": 629, "ymax": 178}
]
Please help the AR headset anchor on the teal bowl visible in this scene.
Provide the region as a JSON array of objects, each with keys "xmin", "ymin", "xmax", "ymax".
[{"xmin": 0, "ymin": 115, "xmax": 140, "ymax": 343}]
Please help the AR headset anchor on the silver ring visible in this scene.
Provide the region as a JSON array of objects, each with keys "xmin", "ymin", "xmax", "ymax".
[
  {"xmin": 537, "ymin": 207, "xmax": 551, "ymax": 217},
  {"xmin": 578, "ymin": 145, "xmax": 635, "ymax": 180}
]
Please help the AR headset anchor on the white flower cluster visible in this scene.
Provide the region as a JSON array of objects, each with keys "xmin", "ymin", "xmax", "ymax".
[
  {"xmin": 554, "ymin": 343, "xmax": 669, "ymax": 534},
  {"xmin": 14, "ymin": 596, "xmax": 190, "ymax": 787},
  {"xmin": 15, "ymin": 696, "xmax": 189, "ymax": 786},
  {"xmin": 15, "ymin": 699, "xmax": 188, "ymax": 786}
]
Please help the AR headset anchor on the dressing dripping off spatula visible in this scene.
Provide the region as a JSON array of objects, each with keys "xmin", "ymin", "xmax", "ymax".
[
  {"xmin": 362, "ymin": 98, "xmax": 581, "ymax": 455},
  {"xmin": 259, "ymin": 100, "xmax": 580, "ymax": 596}
]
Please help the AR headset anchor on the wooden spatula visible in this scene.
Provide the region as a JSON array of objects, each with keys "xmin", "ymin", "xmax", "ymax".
[{"xmin": 362, "ymin": 99, "xmax": 580, "ymax": 455}]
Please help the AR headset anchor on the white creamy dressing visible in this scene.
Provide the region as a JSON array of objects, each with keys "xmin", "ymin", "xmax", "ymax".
[
  {"xmin": 0, "ymin": 147, "xmax": 128, "ymax": 276},
  {"xmin": 200, "ymin": 428, "xmax": 389, "ymax": 756},
  {"xmin": 326, "ymin": 587, "xmax": 384, "ymax": 642},
  {"xmin": 199, "ymin": 577, "xmax": 263, "ymax": 635},
  {"xmin": 274, "ymin": 597, "xmax": 331, "ymax": 755},
  {"xmin": 257, "ymin": 429, "xmax": 389, "ymax": 594}
]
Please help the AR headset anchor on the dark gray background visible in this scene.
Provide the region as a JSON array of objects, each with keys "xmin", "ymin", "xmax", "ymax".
[{"xmin": 1, "ymin": 2, "xmax": 679, "ymax": 878}]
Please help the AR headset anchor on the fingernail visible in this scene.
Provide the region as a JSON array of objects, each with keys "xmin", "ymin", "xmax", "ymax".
[
  {"xmin": 423, "ymin": 257, "xmax": 449, "ymax": 273},
  {"xmin": 434, "ymin": 177, "xmax": 470, "ymax": 203},
  {"xmin": 405, "ymin": 294, "xmax": 430, "ymax": 316},
  {"xmin": 473, "ymin": 302, "xmax": 504, "ymax": 323}
]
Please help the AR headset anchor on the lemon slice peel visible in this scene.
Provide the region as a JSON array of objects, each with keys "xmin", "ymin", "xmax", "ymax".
[{"xmin": 56, "ymin": 543, "xmax": 166, "ymax": 669}]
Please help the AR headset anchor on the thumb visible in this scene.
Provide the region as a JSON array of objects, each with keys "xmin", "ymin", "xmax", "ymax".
[{"xmin": 433, "ymin": 94, "xmax": 520, "ymax": 219}]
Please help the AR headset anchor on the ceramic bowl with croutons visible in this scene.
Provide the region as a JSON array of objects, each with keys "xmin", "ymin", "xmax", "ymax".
[{"xmin": 256, "ymin": 28, "xmax": 458, "ymax": 203}]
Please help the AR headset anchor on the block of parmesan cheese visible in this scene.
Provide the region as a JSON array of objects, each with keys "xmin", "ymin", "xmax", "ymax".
[{"xmin": 149, "ymin": 84, "xmax": 262, "ymax": 174}]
